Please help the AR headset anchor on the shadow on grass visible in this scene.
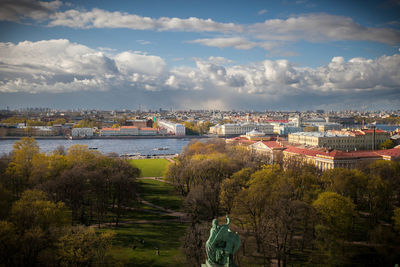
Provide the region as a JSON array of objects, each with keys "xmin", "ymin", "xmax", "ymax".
[
  {"xmin": 109, "ymin": 223, "xmax": 188, "ymax": 266},
  {"xmin": 138, "ymin": 179, "xmax": 184, "ymax": 211}
]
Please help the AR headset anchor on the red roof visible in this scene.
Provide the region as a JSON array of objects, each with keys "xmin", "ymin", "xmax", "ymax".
[
  {"xmin": 261, "ymin": 141, "xmax": 284, "ymax": 149},
  {"xmin": 349, "ymin": 130, "xmax": 365, "ymax": 136},
  {"xmin": 285, "ymin": 146, "xmax": 400, "ymax": 160},
  {"xmin": 266, "ymin": 119, "xmax": 289, "ymax": 123},
  {"xmin": 376, "ymin": 148, "xmax": 400, "ymax": 158},
  {"xmin": 362, "ymin": 129, "xmax": 387, "ymax": 134},
  {"xmin": 101, "ymin": 128, "xmax": 120, "ymax": 131},
  {"xmin": 140, "ymin": 127, "xmax": 155, "ymax": 131},
  {"xmin": 121, "ymin": 126, "xmax": 137, "ymax": 129},
  {"xmin": 322, "ymin": 150, "xmax": 380, "ymax": 159},
  {"xmin": 284, "ymin": 146, "xmax": 321, "ymax": 157}
]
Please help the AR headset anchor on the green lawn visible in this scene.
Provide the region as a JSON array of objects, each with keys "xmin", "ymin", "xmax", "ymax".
[
  {"xmin": 96, "ymin": 176, "xmax": 187, "ymax": 266},
  {"xmin": 130, "ymin": 159, "xmax": 171, "ymax": 177},
  {"xmin": 102, "ymin": 222, "xmax": 187, "ymax": 266},
  {"xmin": 138, "ymin": 179, "xmax": 184, "ymax": 211}
]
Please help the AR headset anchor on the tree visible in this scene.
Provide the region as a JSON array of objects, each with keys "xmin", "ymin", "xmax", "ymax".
[
  {"xmin": 57, "ymin": 226, "xmax": 115, "ymax": 266},
  {"xmin": 53, "ymin": 145, "xmax": 66, "ymax": 156},
  {"xmin": 108, "ymin": 158, "xmax": 140, "ymax": 226},
  {"xmin": 42, "ymin": 165, "xmax": 89, "ymax": 224},
  {"xmin": 184, "ymin": 153, "xmax": 236, "ymax": 220},
  {"xmin": 5, "ymin": 137, "xmax": 39, "ymax": 196},
  {"xmin": 8, "ymin": 189, "xmax": 70, "ymax": 265},
  {"xmin": 0, "ymin": 184, "xmax": 13, "ymax": 219},
  {"xmin": 378, "ymin": 139, "xmax": 395, "ymax": 150},
  {"xmin": 393, "ymin": 208, "xmax": 400, "ymax": 233},
  {"xmin": 10, "ymin": 189, "xmax": 70, "ymax": 232},
  {"xmin": 313, "ymin": 192, "xmax": 356, "ymax": 239},
  {"xmin": 233, "ymin": 165, "xmax": 281, "ymax": 254},
  {"xmin": 220, "ymin": 168, "xmax": 254, "ymax": 214},
  {"xmin": 364, "ymin": 160, "xmax": 400, "ymax": 224},
  {"xmin": 66, "ymin": 144, "xmax": 100, "ymax": 166},
  {"xmin": 0, "ymin": 220, "xmax": 18, "ymax": 265},
  {"xmin": 321, "ymin": 168, "xmax": 368, "ymax": 206},
  {"xmin": 165, "ymin": 158, "xmax": 193, "ymax": 197},
  {"xmin": 30, "ymin": 153, "xmax": 51, "ymax": 186},
  {"xmin": 182, "ymin": 222, "xmax": 208, "ymax": 266},
  {"xmin": 232, "ymin": 164, "xmax": 314, "ymax": 266},
  {"xmin": 312, "ymin": 192, "xmax": 357, "ymax": 265}
]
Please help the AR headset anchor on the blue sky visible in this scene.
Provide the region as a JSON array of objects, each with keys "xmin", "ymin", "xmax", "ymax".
[{"xmin": 0, "ymin": 0, "xmax": 399, "ymax": 110}]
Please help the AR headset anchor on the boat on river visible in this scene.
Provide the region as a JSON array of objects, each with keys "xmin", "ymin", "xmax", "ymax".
[{"xmin": 154, "ymin": 147, "xmax": 169, "ymax": 150}]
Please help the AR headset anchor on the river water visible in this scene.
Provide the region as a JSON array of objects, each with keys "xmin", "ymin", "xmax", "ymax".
[{"xmin": 0, "ymin": 138, "xmax": 193, "ymax": 156}]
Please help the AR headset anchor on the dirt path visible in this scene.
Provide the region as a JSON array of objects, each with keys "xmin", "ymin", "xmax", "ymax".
[{"xmin": 138, "ymin": 197, "xmax": 187, "ymax": 218}]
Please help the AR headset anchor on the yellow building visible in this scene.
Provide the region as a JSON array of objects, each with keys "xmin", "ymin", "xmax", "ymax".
[{"xmin": 288, "ymin": 129, "xmax": 390, "ymax": 151}]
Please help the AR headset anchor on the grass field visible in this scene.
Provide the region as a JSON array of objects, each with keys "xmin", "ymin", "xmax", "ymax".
[
  {"xmin": 138, "ymin": 179, "xmax": 184, "ymax": 211},
  {"xmin": 98, "ymin": 177, "xmax": 187, "ymax": 266},
  {"xmin": 102, "ymin": 222, "xmax": 187, "ymax": 266},
  {"xmin": 130, "ymin": 159, "xmax": 171, "ymax": 177}
]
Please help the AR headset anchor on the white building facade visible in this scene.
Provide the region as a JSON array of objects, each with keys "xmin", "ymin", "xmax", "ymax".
[
  {"xmin": 158, "ymin": 120, "xmax": 186, "ymax": 136},
  {"xmin": 210, "ymin": 123, "xmax": 274, "ymax": 136},
  {"xmin": 72, "ymin": 128, "xmax": 93, "ymax": 137}
]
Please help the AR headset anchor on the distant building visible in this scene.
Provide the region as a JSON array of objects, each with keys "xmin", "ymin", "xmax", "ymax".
[
  {"xmin": 249, "ymin": 141, "xmax": 285, "ymax": 162},
  {"xmin": 210, "ymin": 123, "xmax": 274, "ymax": 136},
  {"xmin": 138, "ymin": 127, "xmax": 157, "ymax": 136},
  {"xmin": 283, "ymin": 146, "xmax": 400, "ymax": 170},
  {"xmin": 126, "ymin": 119, "xmax": 153, "ymax": 128},
  {"xmin": 242, "ymin": 129, "xmax": 270, "ymax": 141},
  {"xmin": 272, "ymin": 123, "xmax": 303, "ymax": 136},
  {"xmin": 158, "ymin": 120, "xmax": 185, "ymax": 136},
  {"xmin": 288, "ymin": 129, "xmax": 390, "ymax": 150},
  {"xmin": 101, "ymin": 126, "xmax": 156, "ymax": 136},
  {"xmin": 247, "ymin": 140, "xmax": 400, "ymax": 170},
  {"xmin": 100, "ymin": 127, "xmax": 121, "ymax": 136},
  {"xmin": 71, "ymin": 128, "xmax": 93, "ymax": 137},
  {"xmin": 120, "ymin": 126, "xmax": 139, "ymax": 136},
  {"xmin": 318, "ymin": 123, "xmax": 342, "ymax": 132}
]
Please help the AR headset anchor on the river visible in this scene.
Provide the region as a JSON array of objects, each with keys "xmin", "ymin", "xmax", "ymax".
[{"xmin": 0, "ymin": 138, "xmax": 194, "ymax": 156}]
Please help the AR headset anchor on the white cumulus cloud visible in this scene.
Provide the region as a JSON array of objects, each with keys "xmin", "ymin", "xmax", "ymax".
[
  {"xmin": 0, "ymin": 39, "xmax": 399, "ymax": 109},
  {"xmin": 48, "ymin": 8, "xmax": 242, "ymax": 33}
]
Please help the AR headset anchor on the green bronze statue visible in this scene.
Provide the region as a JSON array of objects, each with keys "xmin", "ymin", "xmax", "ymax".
[{"xmin": 203, "ymin": 216, "xmax": 241, "ymax": 267}]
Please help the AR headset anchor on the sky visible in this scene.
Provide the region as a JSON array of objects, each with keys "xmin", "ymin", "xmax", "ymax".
[{"xmin": 0, "ymin": 0, "xmax": 399, "ymax": 111}]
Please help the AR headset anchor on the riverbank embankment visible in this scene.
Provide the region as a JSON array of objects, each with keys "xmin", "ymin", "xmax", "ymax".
[{"xmin": 0, "ymin": 135, "xmax": 211, "ymax": 140}]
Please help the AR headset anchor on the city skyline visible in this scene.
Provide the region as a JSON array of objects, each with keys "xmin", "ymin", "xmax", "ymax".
[{"xmin": 0, "ymin": 0, "xmax": 400, "ymax": 110}]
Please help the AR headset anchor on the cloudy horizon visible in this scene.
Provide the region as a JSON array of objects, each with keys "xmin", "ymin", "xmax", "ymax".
[{"xmin": 0, "ymin": 0, "xmax": 399, "ymax": 110}]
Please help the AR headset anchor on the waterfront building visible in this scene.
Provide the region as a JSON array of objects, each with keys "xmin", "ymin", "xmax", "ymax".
[
  {"xmin": 120, "ymin": 126, "xmax": 139, "ymax": 135},
  {"xmin": 100, "ymin": 127, "xmax": 121, "ymax": 136},
  {"xmin": 158, "ymin": 120, "xmax": 185, "ymax": 136},
  {"xmin": 210, "ymin": 123, "xmax": 274, "ymax": 136},
  {"xmin": 101, "ymin": 126, "xmax": 155, "ymax": 136},
  {"xmin": 71, "ymin": 127, "xmax": 93, "ymax": 137},
  {"xmin": 138, "ymin": 127, "xmax": 157, "ymax": 135},
  {"xmin": 2, "ymin": 125, "xmax": 55, "ymax": 136}
]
